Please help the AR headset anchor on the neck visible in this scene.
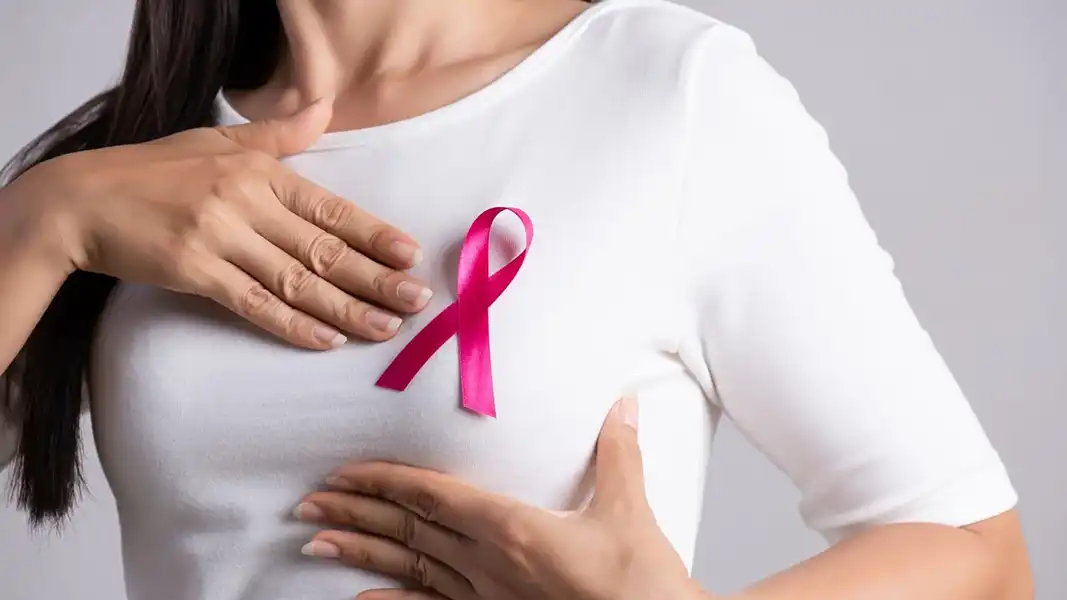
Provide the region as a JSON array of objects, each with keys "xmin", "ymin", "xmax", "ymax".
[{"xmin": 274, "ymin": 0, "xmax": 521, "ymax": 101}]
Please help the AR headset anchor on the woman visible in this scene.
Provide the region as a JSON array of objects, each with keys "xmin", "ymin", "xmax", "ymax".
[{"xmin": 0, "ymin": 0, "xmax": 1032, "ymax": 598}]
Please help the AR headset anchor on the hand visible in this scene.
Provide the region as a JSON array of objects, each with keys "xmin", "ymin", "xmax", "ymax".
[
  {"xmin": 294, "ymin": 398, "xmax": 710, "ymax": 600},
  {"xmin": 19, "ymin": 98, "xmax": 431, "ymax": 348}
]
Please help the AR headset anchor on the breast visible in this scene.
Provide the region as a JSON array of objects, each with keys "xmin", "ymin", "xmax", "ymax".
[{"xmin": 90, "ymin": 268, "xmax": 712, "ymax": 600}]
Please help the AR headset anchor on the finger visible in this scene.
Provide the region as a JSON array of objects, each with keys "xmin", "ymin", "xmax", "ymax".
[
  {"xmin": 328, "ymin": 463, "xmax": 516, "ymax": 540},
  {"xmin": 295, "ymin": 492, "xmax": 468, "ymax": 566},
  {"xmin": 589, "ymin": 396, "xmax": 650, "ymax": 518},
  {"xmin": 269, "ymin": 172, "xmax": 423, "ymax": 269},
  {"xmin": 257, "ymin": 209, "xmax": 433, "ymax": 314},
  {"xmin": 357, "ymin": 590, "xmax": 446, "ymax": 600},
  {"xmin": 200, "ymin": 258, "xmax": 346, "ymax": 350},
  {"xmin": 226, "ymin": 228, "xmax": 403, "ymax": 341},
  {"xmin": 303, "ymin": 531, "xmax": 473, "ymax": 600},
  {"xmin": 217, "ymin": 96, "xmax": 333, "ymax": 158}
]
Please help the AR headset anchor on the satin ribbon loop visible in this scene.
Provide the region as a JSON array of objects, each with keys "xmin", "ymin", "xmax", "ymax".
[{"xmin": 375, "ymin": 207, "xmax": 534, "ymax": 417}]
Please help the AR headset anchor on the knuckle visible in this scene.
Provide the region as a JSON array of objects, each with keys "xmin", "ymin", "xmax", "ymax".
[
  {"xmin": 205, "ymin": 153, "xmax": 244, "ymax": 179},
  {"xmin": 206, "ymin": 171, "xmax": 253, "ymax": 209},
  {"xmin": 371, "ymin": 270, "xmax": 392, "ymax": 297},
  {"xmin": 367, "ymin": 226, "xmax": 392, "ymax": 252},
  {"xmin": 395, "ymin": 512, "xmax": 419, "ymax": 547},
  {"xmin": 409, "ymin": 554, "xmax": 433, "ymax": 588},
  {"xmin": 238, "ymin": 283, "xmax": 276, "ymax": 317},
  {"xmin": 239, "ymin": 149, "xmax": 276, "ymax": 172},
  {"xmin": 499, "ymin": 516, "xmax": 533, "ymax": 550},
  {"xmin": 167, "ymin": 247, "xmax": 212, "ymax": 292},
  {"xmin": 275, "ymin": 261, "xmax": 316, "ymax": 302},
  {"xmin": 306, "ymin": 233, "xmax": 348, "ymax": 275},
  {"xmin": 341, "ymin": 503, "xmax": 364, "ymax": 528},
  {"xmin": 336, "ymin": 300, "xmax": 361, "ymax": 330},
  {"xmin": 345, "ymin": 544, "xmax": 375, "ymax": 569},
  {"xmin": 359, "ymin": 478, "xmax": 386, "ymax": 498},
  {"xmin": 411, "ymin": 490, "xmax": 439, "ymax": 522},
  {"xmin": 282, "ymin": 315, "xmax": 304, "ymax": 340},
  {"xmin": 170, "ymin": 205, "xmax": 228, "ymax": 267},
  {"xmin": 312, "ymin": 196, "xmax": 355, "ymax": 231},
  {"xmin": 611, "ymin": 540, "xmax": 638, "ymax": 573},
  {"xmin": 188, "ymin": 197, "xmax": 232, "ymax": 241},
  {"xmin": 500, "ymin": 521, "xmax": 535, "ymax": 573}
]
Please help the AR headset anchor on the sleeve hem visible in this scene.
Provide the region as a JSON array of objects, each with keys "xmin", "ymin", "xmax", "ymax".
[{"xmin": 818, "ymin": 460, "xmax": 1019, "ymax": 544}]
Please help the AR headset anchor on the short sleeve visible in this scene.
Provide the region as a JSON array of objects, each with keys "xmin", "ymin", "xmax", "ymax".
[{"xmin": 675, "ymin": 25, "xmax": 1017, "ymax": 542}]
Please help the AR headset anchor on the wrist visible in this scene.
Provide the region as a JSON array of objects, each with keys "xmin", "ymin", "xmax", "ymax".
[{"xmin": 1, "ymin": 160, "xmax": 81, "ymax": 276}]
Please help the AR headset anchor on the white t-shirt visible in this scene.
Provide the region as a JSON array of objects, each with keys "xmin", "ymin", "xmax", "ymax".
[{"xmin": 4, "ymin": 1, "xmax": 1017, "ymax": 599}]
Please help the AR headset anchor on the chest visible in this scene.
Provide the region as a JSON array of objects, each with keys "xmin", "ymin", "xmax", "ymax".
[{"xmin": 89, "ymin": 143, "xmax": 684, "ymax": 515}]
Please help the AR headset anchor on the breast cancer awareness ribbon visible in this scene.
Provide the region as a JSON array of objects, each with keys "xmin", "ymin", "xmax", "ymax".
[{"xmin": 375, "ymin": 207, "xmax": 534, "ymax": 418}]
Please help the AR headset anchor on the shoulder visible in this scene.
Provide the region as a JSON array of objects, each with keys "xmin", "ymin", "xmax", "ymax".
[
  {"xmin": 579, "ymin": 1, "xmax": 761, "ymax": 71},
  {"xmin": 580, "ymin": 0, "xmax": 723, "ymax": 46},
  {"xmin": 566, "ymin": 1, "xmax": 776, "ymax": 112}
]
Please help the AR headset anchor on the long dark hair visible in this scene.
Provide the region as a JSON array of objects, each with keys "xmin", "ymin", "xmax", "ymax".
[{"xmin": 0, "ymin": 0, "xmax": 283, "ymax": 527}]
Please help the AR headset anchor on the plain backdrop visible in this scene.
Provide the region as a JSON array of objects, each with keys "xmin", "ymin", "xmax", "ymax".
[{"xmin": 1, "ymin": 1, "xmax": 1064, "ymax": 598}]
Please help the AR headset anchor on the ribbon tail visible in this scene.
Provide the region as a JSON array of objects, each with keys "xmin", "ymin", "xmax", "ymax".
[{"xmin": 376, "ymin": 303, "xmax": 459, "ymax": 391}]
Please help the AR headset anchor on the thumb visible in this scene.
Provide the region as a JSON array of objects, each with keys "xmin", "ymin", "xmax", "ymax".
[
  {"xmin": 589, "ymin": 396, "xmax": 649, "ymax": 517},
  {"xmin": 218, "ymin": 96, "xmax": 334, "ymax": 158}
]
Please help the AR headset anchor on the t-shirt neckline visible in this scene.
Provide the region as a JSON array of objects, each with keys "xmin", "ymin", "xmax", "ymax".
[{"xmin": 215, "ymin": 0, "xmax": 632, "ymax": 151}]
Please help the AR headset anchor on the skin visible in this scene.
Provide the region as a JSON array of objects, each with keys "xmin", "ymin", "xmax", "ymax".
[
  {"xmin": 0, "ymin": 0, "xmax": 1035, "ymax": 597},
  {"xmin": 0, "ymin": 99, "xmax": 437, "ymax": 379}
]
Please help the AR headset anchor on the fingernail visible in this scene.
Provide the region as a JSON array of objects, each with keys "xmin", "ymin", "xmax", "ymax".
[
  {"xmin": 397, "ymin": 281, "xmax": 433, "ymax": 307},
  {"xmin": 618, "ymin": 396, "xmax": 639, "ymax": 431},
  {"xmin": 301, "ymin": 540, "xmax": 340, "ymax": 558},
  {"xmin": 313, "ymin": 326, "xmax": 347, "ymax": 348},
  {"xmin": 366, "ymin": 311, "xmax": 401, "ymax": 334},
  {"xmin": 293, "ymin": 502, "xmax": 324, "ymax": 521},
  {"xmin": 324, "ymin": 475, "xmax": 352, "ymax": 489},
  {"xmin": 392, "ymin": 241, "xmax": 423, "ymax": 267}
]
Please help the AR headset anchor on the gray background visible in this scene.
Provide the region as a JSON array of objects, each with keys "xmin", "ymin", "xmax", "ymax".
[{"xmin": 1, "ymin": 0, "xmax": 1063, "ymax": 598}]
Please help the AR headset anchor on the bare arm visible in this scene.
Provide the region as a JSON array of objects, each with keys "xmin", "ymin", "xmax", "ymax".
[
  {"xmin": 678, "ymin": 26, "xmax": 1032, "ymax": 600},
  {"xmin": 1, "ymin": 100, "xmax": 430, "ymax": 473},
  {"xmin": 728, "ymin": 512, "xmax": 1033, "ymax": 600},
  {"xmin": 0, "ymin": 166, "xmax": 73, "ymax": 379},
  {"xmin": 0, "ymin": 167, "xmax": 74, "ymax": 469}
]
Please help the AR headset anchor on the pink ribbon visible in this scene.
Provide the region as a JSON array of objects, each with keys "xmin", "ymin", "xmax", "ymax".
[{"xmin": 376, "ymin": 207, "xmax": 534, "ymax": 418}]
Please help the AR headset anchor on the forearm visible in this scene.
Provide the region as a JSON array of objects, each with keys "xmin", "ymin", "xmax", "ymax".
[
  {"xmin": 0, "ymin": 167, "xmax": 74, "ymax": 374},
  {"xmin": 717, "ymin": 517, "xmax": 1032, "ymax": 600}
]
